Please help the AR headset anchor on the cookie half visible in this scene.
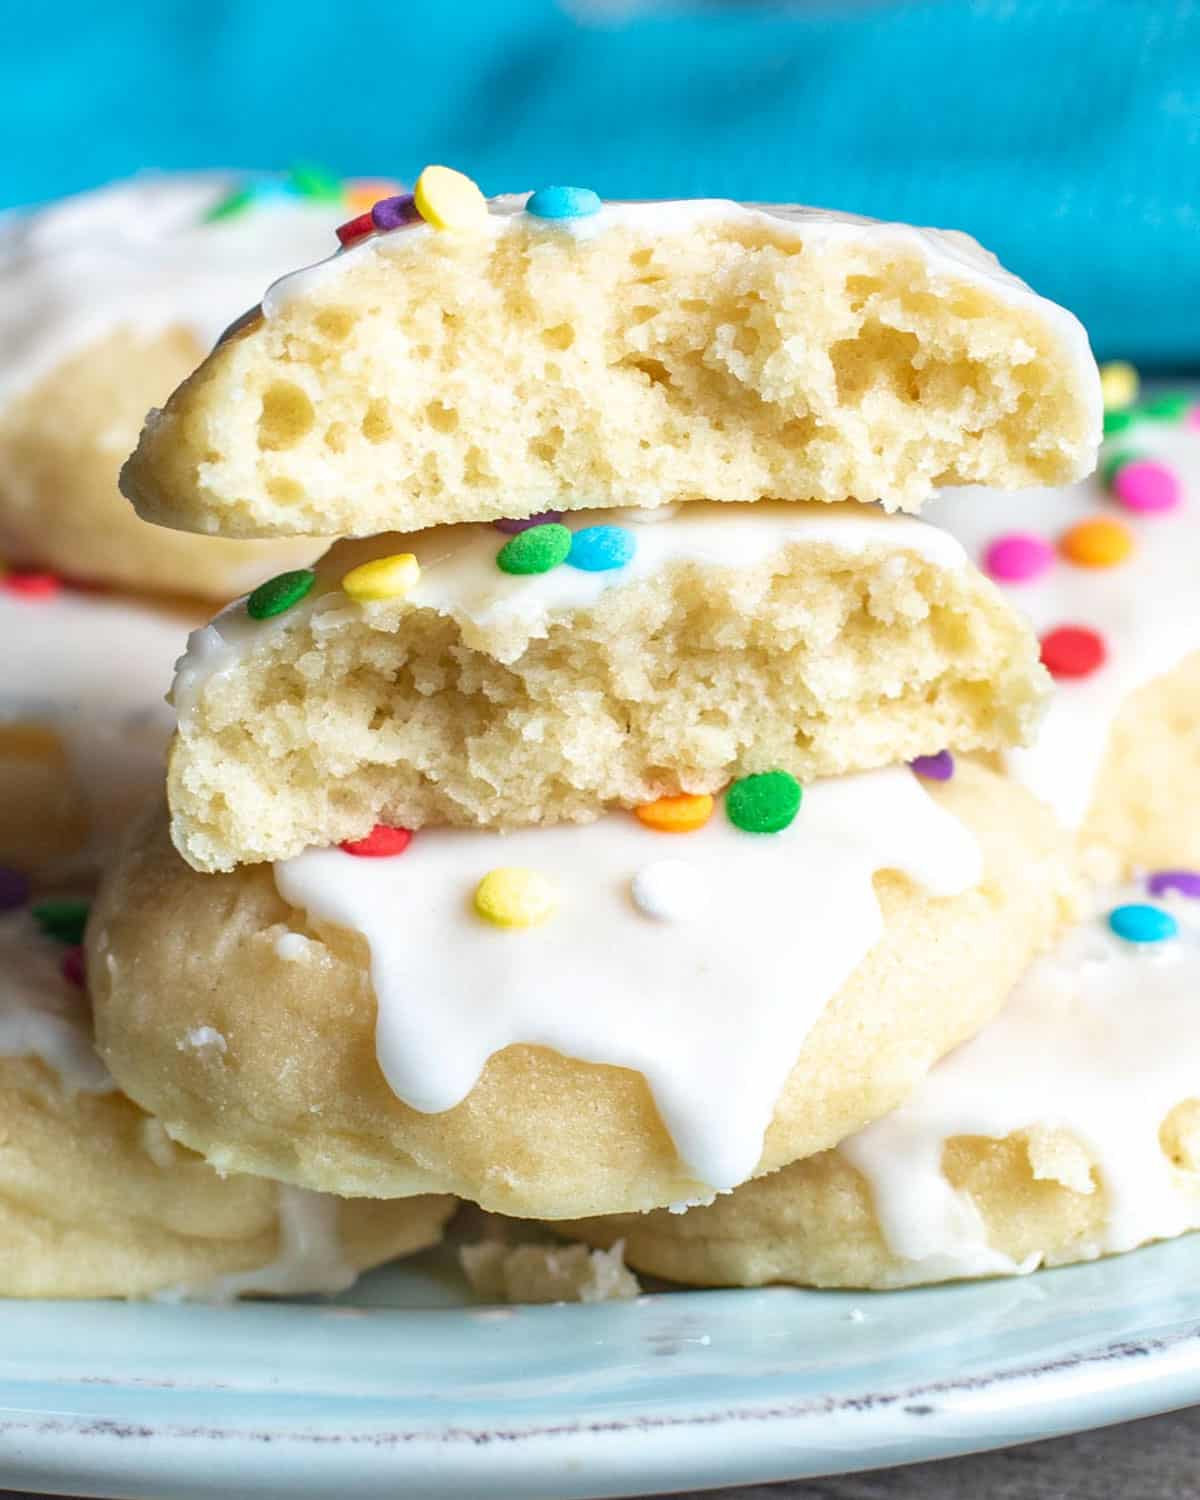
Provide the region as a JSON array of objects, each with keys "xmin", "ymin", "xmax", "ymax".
[
  {"xmin": 167, "ymin": 502, "xmax": 1048, "ymax": 870},
  {"xmin": 121, "ymin": 182, "xmax": 1101, "ymax": 537}
]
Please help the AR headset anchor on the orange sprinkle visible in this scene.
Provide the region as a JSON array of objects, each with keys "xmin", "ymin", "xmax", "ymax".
[
  {"xmin": 343, "ymin": 178, "xmax": 403, "ymax": 213},
  {"xmin": 1059, "ymin": 516, "xmax": 1135, "ymax": 569},
  {"xmin": 635, "ymin": 792, "xmax": 715, "ymax": 834}
]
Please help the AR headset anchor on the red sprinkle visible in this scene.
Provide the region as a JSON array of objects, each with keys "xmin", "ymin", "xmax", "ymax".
[
  {"xmin": 335, "ymin": 211, "xmax": 376, "ymax": 247},
  {"xmin": 61, "ymin": 945, "xmax": 85, "ymax": 989},
  {"xmin": 339, "ymin": 825, "xmax": 413, "ymax": 857},
  {"xmin": 1040, "ymin": 625, "xmax": 1107, "ymax": 679},
  {"xmin": 2, "ymin": 570, "xmax": 61, "ymax": 598}
]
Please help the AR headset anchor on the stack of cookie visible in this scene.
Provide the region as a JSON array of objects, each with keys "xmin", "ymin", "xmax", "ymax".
[
  {"xmin": 83, "ymin": 166, "xmax": 1126, "ymax": 1291},
  {"xmin": 0, "ymin": 172, "xmax": 455, "ymax": 1299}
]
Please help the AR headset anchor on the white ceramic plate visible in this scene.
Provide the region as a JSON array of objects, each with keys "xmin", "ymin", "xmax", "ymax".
[{"xmin": 3, "ymin": 1234, "xmax": 1200, "ymax": 1499}]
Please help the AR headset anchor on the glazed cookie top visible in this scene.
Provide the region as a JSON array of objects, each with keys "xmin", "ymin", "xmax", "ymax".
[
  {"xmin": 0, "ymin": 168, "xmax": 392, "ymax": 408},
  {"xmin": 275, "ymin": 761, "xmax": 983, "ymax": 1193},
  {"xmin": 926, "ymin": 385, "xmax": 1200, "ymax": 830},
  {"xmin": 121, "ymin": 166, "xmax": 1101, "ymax": 537},
  {"xmin": 841, "ymin": 870, "xmax": 1200, "ymax": 1281}
]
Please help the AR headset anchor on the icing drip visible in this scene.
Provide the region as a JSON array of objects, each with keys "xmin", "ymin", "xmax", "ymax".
[
  {"xmin": 0, "ymin": 907, "xmax": 111, "ymax": 1094},
  {"xmin": 840, "ymin": 881, "xmax": 1200, "ymax": 1281},
  {"xmin": 173, "ymin": 1186, "xmax": 357, "ymax": 1303},
  {"xmin": 0, "ymin": 588, "xmax": 183, "ymax": 872},
  {"xmin": 925, "ymin": 422, "xmax": 1200, "ymax": 828},
  {"xmin": 260, "ymin": 197, "xmax": 1099, "ymax": 432},
  {"xmin": 0, "ymin": 174, "xmax": 343, "ymax": 408},
  {"xmin": 170, "ymin": 498, "xmax": 967, "ymax": 721},
  {"xmin": 274, "ymin": 767, "xmax": 981, "ymax": 1191}
]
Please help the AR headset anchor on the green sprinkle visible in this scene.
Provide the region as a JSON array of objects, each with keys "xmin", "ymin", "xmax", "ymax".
[
  {"xmin": 496, "ymin": 523, "xmax": 573, "ymax": 575},
  {"xmin": 1103, "ymin": 409, "xmax": 1136, "ymax": 437},
  {"xmin": 287, "ymin": 163, "xmax": 344, "ymax": 202},
  {"xmin": 1139, "ymin": 392, "xmax": 1191, "ymax": 423},
  {"xmin": 32, "ymin": 899, "xmax": 90, "ymax": 946},
  {"xmin": 726, "ymin": 771, "xmax": 803, "ymax": 834},
  {"xmin": 247, "ymin": 569, "xmax": 316, "ymax": 620},
  {"xmin": 1101, "ymin": 448, "xmax": 1141, "ymax": 488},
  {"xmin": 204, "ymin": 185, "xmax": 256, "ymax": 223}
]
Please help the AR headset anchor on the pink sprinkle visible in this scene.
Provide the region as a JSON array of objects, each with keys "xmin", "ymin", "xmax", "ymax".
[
  {"xmin": 1112, "ymin": 459, "xmax": 1181, "ymax": 514},
  {"xmin": 983, "ymin": 532, "xmax": 1054, "ymax": 584},
  {"xmin": 1187, "ymin": 404, "xmax": 1200, "ymax": 432}
]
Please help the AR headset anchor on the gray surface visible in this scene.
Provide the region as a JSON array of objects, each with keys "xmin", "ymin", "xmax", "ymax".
[{"xmin": 3, "ymin": 1405, "xmax": 1198, "ymax": 1499}]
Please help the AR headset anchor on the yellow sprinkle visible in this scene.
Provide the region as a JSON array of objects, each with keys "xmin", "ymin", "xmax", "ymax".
[
  {"xmin": 635, "ymin": 792, "xmax": 715, "ymax": 834},
  {"xmin": 341, "ymin": 552, "xmax": 421, "ymax": 603},
  {"xmin": 413, "ymin": 165, "xmax": 488, "ymax": 232},
  {"xmin": 1099, "ymin": 360, "xmax": 1139, "ymax": 412},
  {"xmin": 474, "ymin": 867, "xmax": 558, "ymax": 929},
  {"xmin": 1059, "ymin": 516, "xmax": 1135, "ymax": 569}
]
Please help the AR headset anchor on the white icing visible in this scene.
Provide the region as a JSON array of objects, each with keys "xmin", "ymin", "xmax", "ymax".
[
  {"xmin": 274, "ymin": 766, "xmax": 981, "ymax": 1191},
  {"xmin": 840, "ymin": 880, "xmax": 1200, "ymax": 1281},
  {"xmin": 0, "ymin": 173, "xmax": 344, "ymax": 408},
  {"xmin": 170, "ymin": 498, "xmax": 967, "ymax": 718},
  {"xmin": 0, "ymin": 587, "xmax": 185, "ymax": 872},
  {"xmin": 926, "ymin": 421, "xmax": 1200, "ymax": 827},
  {"xmin": 175, "ymin": 1186, "xmax": 357, "ymax": 1303},
  {"xmin": 0, "ymin": 907, "xmax": 112, "ymax": 1094},
  {"xmin": 261, "ymin": 195, "xmax": 1100, "ymax": 446}
]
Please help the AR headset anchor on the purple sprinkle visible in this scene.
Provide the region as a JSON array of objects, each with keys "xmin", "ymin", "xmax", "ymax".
[
  {"xmin": 0, "ymin": 865, "xmax": 29, "ymax": 912},
  {"xmin": 493, "ymin": 510, "xmax": 565, "ymax": 535},
  {"xmin": 1147, "ymin": 869, "xmax": 1200, "ymax": 900},
  {"xmin": 910, "ymin": 751, "xmax": 955, "ymax": 782},
  {"xmin": 371, "ymin": 194, "xmax": 419, "ymax": 232}
]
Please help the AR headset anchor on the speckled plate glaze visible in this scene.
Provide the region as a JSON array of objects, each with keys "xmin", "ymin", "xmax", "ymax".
[{"xmin": 3, "ymin": 1236, "xmax": 1200, "ymax": 1500}]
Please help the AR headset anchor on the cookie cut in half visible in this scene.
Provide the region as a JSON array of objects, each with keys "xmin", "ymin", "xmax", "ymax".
[
  {"xmin": 167, "ymin": 502, "xmax": 1049, "ymax": 872},
  {"xmin": 121, "ymin": 182, "xmax": 1101, "ymax": 537}
]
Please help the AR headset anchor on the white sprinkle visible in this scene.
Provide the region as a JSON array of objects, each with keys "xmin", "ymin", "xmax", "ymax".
[
  {"xmin": 275, "ymin": 931, "xmax": 312, "ymax": 962},
  {"xmin": 631, "ymin": 859, "xmax": 705, "ymax": 923},
  {"xmin": 181, "ymin": 1025, "xmax": 227, "ymax": 1054}
]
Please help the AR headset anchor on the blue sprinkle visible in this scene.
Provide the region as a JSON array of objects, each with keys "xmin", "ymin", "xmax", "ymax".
[
  {"xmin": 567, "ymin": 524, "xmax": 637, "ymax": 573},
  {"xmin": 1107, "ymin": 902, "xmax": 1179, "ymax": 945},
  {"xmin": 526, "ymin": 186, "xmax": 602, "ymax": 221}
]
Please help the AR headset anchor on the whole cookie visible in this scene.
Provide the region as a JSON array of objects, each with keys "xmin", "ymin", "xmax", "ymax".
[
  {"xmin": 0, "ymin": 173, "xmax": 359, "ymax": 597},
  {"xmin": 90, "ymin": 763, "xmax": 1080, "ymax": 1219},
  {"xmin": 926, "ymin": 402, "xmax": 1200, "ymax": 873},
  {"xmin": 0, "ymin": 899, "xmax": 453, "ymax": 1298},
  {"xmin": 563, "ymin": 876, "xmax": 1200, "ymax": 1287}
]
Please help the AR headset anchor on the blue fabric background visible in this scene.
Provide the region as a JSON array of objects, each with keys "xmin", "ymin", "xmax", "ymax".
[{"xmin": 4, "ymin": 0, "xmax": 1198, "ymax": 363}]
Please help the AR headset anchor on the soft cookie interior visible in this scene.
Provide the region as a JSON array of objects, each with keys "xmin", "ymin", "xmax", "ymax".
[{"xmin": 122, "ymin": 195, "xmax": 1101, "ymax": 537}]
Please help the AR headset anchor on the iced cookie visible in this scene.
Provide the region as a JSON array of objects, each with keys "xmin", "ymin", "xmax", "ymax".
[
  {"xmin": 120, "ymin": 170, "xmax": 1101, "ymax": 539},
  {"xmin": 0, "ymin": 172, "xmax": 374, "ymax": 597},
  {"xmin": 89, "ymin": 762, "xmax": 1079, "ymax": 1219},
  {"xmin": 166, "ymin": 501, "xmax": 1047, "ymax": 871},
  {"xmin": 0, "ymin": 893, "xmax": 453, "ymax": 1298},
  {"xmin": 926, "ymin": 393, "xmax": 1200, "ymax": 872},
  {"xmin": 0, "ymin": 582, "xmax": 191, "ymax": 875},
  {"xmin": 564, "ymin": 875, "xmax": 1200, "ymax": 1287}
]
